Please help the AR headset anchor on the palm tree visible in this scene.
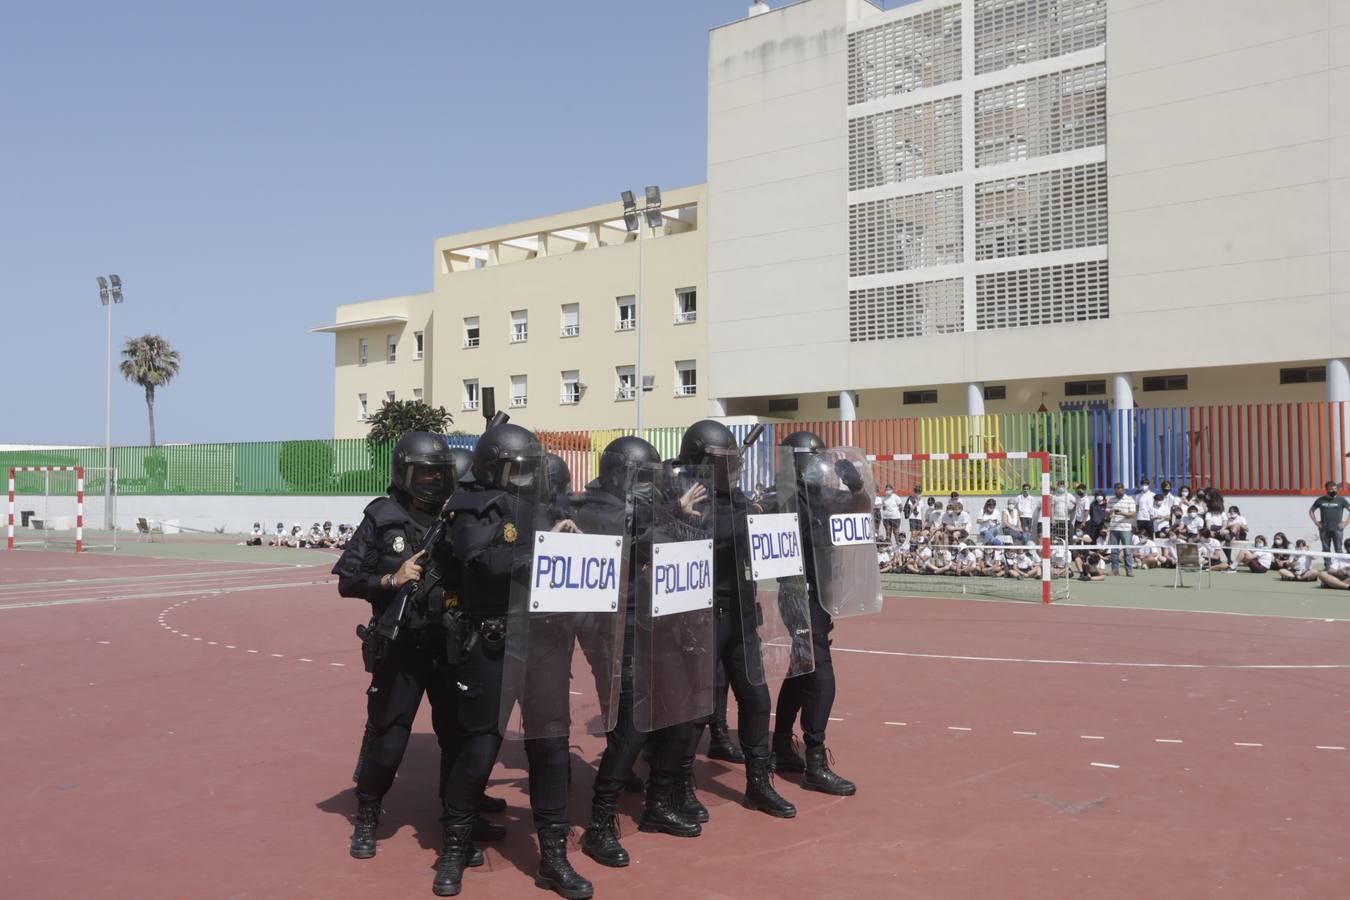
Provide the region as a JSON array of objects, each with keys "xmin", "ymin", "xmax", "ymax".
[{"xmin": 119, "ymin": 334, "xmax": 181, "ymax": 446}]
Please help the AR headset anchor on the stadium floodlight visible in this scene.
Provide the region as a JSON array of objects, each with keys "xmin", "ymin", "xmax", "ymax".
[
  {"xmin": 109, "ymin": 274, "xmax": 124, "ymax": 302},
  {"xmin": 644, "ymin": 207, "xmax": 663, "ymax": 230},
  {"xmin": 621, "ymin": 190, "xmax": 636, "ymax": 210},
  {"xmin": 97, "ymin": 276, "xmax": 110, "ymax": 305},
  {"xmin": 645, "ymin": 185, "xmax": 661, "ymax": 206},
  {"xmin": 623, "ymin": 210, "xmax": 640, "ymax": 232}
]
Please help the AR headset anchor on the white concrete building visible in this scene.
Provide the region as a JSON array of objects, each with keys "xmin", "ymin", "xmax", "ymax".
[{"xmin": 706, "ymin": 0, "xmax": 1350, "ymax": 421}]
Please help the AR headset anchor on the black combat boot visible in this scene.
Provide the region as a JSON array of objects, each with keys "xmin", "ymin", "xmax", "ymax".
[
  {"xmin": 770, "ymin": 732, "xmax": 806, "ymax": 774},
  {"xmin": 744, "ymin": 758, "xmax": 797, "ymax": 818},
  {"xmin": 471, "ymin": 816, "xmax": 506, "ymax": 842},
  {"xmin": 639, "ymin": 780, "xmax": 702, "ymax": 837},
  {"xmin": 581, "ymin": 800, "xmax": 629, "ymax": 868},
  {"xmin": 348, "ymin": 796, "xmax": 380, "ymax": 859},
  {"xmin": 707, "ymin": 721, "xmax": 745, "ymax": 763},
  {"xmin": 803, "ymin": 745, "xmax": 857, "ymax": 796},
  {"xmin": 671, "ymin": 759, "xmax": 709, "ymax": 824},
  {"xmin": 432, "ymin": 823, "xmax": 473, "ymax": 897},
  {"xmin": 622, "ymin": 772, "xmax": 646, "ymax": 793},
  {"xmin": 535, "ymin": 825, "xmax": 594, "ymax": 899}
]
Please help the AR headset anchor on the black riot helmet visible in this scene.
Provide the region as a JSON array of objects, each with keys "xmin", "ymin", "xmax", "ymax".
[
  {"xmin": 781, "ymin": 429, "xmax": 829, "ymax": 485},
  {"xmin": 472, "ymin": 423, "xmax": 544, "ymax": 494},
  {"xmin": 390, "ymin": 431, "xmax": 457, "ymax": 508},
  {"xmin": 448, "ymin": 446, "xmax": 476, "ymax": 487},
  {"xmin": 600, "ymin": 435, "xmax": 660, "ymax": 494},
  {"xmin": 678, "ymin": 420, "xmax": 736, "ymax": 466}
]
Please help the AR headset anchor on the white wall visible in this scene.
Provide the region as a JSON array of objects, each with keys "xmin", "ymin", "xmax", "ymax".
[{"xmin": 62, "ymin": 496, "xmax": 374, "ymax": 536}]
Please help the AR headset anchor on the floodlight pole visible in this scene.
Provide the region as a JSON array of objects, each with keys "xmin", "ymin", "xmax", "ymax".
[
  {"xmin": 637, "ymin": 223, "xmax": 646, "ymax": 434},
  {"xmin": 98, "ymin": 275, "xmax": 123, "ymax": 532},
  {"xmin": 620, "ymin": 187, "xmax": 661, "ymax": 435}
]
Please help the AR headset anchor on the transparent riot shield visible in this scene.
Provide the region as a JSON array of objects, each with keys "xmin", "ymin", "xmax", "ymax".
[
  {"xmin": 499, "ymin": 454, "xmax": 627, "ymax": 740},
  {"xmin": 794, "ymin": 446, "xmax": 885, "ymax": 619},
  {"xmin": 632, "ymin": 461, "xmax": 715, "ymax": 733},
  {"xmin": 709, "ymin": 447, "xmax": 814, "ymax": 689}
]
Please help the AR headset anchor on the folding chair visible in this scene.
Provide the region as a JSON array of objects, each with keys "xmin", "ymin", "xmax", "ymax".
[
  {"xmin": 1174, "ymin": 541, "xmax": 1210, "ymax": 589},
  {"xmin": 136, "ymin": 517, "xmax": 163, "ymax": 543}
]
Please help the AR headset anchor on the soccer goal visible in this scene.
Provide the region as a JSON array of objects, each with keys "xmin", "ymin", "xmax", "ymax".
[
  {"xmin": 6, "ymin": 466, "xmax": 118, "ymax": 552},
  {"xmin": 868, "ymin": 451, "xmax": 1071, "ymax": 604}
]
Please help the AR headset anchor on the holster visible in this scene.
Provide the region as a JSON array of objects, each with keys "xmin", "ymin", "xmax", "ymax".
[{"xmin": 355, "ymin": 619, "xmax": 379, "ymax": 674}]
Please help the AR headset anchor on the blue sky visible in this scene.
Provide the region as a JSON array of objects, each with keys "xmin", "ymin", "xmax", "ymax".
[{"xmin": 1, "ymin": 0, "xmax": 912, "ymax": 445}]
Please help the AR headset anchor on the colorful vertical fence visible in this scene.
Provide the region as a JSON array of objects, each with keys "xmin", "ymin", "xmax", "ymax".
[{"xmin": 2, "ymin": 403, "xmax": 1344, "ymax": 497}]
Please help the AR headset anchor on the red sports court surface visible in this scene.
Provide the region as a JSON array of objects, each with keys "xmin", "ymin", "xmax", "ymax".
[{"xmin": 2, "ymin": 549, "xmax": 1348, "ymax": 899}]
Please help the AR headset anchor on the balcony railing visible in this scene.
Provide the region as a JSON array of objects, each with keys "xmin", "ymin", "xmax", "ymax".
[
  {"xmin": 510, "ymin": 330, "xmax": 528, "ymax": 343},
  {"xmin": 674, "ymin": 310, "xmax": 697, "ymax": 324},
  {"xmin": 560, "ymin": 324, "xmax": 580, "ymax": 337},
  {"xmin": 463, "ymin": 337, "xmax": 480, "ymax": 348},
  {"xmin": 462, "ymin": 400, "xmax": 479, "ymax": 411},
  {"xmin": 510, "ymin": 396, "xmax": 528, "ymax": 408},
  {"xmin": 615, "ymin": 386, "xmax": 635, "ymax": 401},
  {"xmin": 615, "ymin": 318, "xmax": 636, "ymax": 331},
  {"xmin": 674, "ymin": 383, "xmax": 697, "ymax": 397},
  {"xmin": 560, "ymin": 392, "xmax": 580, "ymax": 405}
]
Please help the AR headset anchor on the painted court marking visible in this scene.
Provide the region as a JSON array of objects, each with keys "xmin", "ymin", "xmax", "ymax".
[{"xmin": 832, "ymin": 645, "xmax": 1350, "ymax": 670}]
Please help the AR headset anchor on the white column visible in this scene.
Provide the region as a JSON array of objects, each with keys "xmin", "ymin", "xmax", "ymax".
[
  {"xmin": 708, "ymin": 397, "xmax": 727, "ymax": 417},
  {"xmin": 966, "ymin": 382, "xmax": 985, "ymax": 452},
  {"xmin": 1113, "ymin": 373, "xmax": 1135, "ymax": 488},
  {"xmin": 966, "ymin": 382, "xmax": 985, "ymax": 417},
  {"xmin": 839, "ymin": 390, "xmax": 857, "ymax": 446},
  {"xmin": 1330, "ymin": 359, "xmax": 1350, "ymax": 479}
]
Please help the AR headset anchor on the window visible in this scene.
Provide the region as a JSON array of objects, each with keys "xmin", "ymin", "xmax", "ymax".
[
  {"xmin": 385, "ymin": 391, "xmax": 396, "ymax": 406},
  {"xmin": 615, "ymin": 365, "xmax": 636, "ymax": 401},
  {"xmin": 510, "ymin": 310, "xmax": 528, "ymax": 343},
  {"xmin": 903, "ymin": 390, "xmax": 938, "ymax": 405},
  {"xmin": 413, "ymin": 388, "xmax": 423, "ymax": 402},
  {"xmin": 463, "ymin": 317, "xmax": 480, "ymax": 348},
  {"xmin": 984, "ymin": 385, "xmax": 1007, "ymax": 400},
  {"xmin": 825, "ymin": 394, "xmax": 861, "ymax": 410},
  {"xmin": 561, "ymin": 370, "xmax": 581, "ymax": 405},
  {"xmin": 559, "ymin": 302, "xmax": 580, "ymax": 337},
  {"xmin": 1280, "ymin": 366, "xmax": 1326, "ymax": 384},
  {"xmin": 1064, "ymin": 379, "xmax": 1106, "ymax": 396},
  {"xmin": 769, "ymin": 398, "xmax": 800, "ymax": 413},
  {"xmin": 510, "ymin": 374, "xmax": 528, "ymax": 408},
  {"xmin": 1142, "ymin": 374, "xmax": 1188, "ymax": 392},
  {"xmin": 616, "ymin": 296, "xmax": 636, "ymax": 331},
  {"xmin": 358, "ymin": 338, "xmax": 369, "ymax": 367},
  {"xmin": 674, "ymin": 288, "xmax": 697, "ymax": 324},
  {"xmin": 358, "ymin": 393, "xmax": 368, "ymax": 420},
  {"xmin": 675, "ymin": 360, "xmax": 697, "ymax": 397},
  {"xmin": 386, "ymin": 335, "xmax": 397, "ymax": 364},
  {"xmin": 414, "ymin": 331, "xmax": 424, "ymax": 360},
  {"xmin": 462, "ymin": 379, "xmax": 479, "ymax": 411}
]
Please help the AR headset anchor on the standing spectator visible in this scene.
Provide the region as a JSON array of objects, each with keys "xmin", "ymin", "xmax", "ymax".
[
  {"xmin": 1014, "ymin": 484, "xmax": 1039, "ymax": 537},
  {"xmin": 1106, "ymin": 483, "xmax": 1136, "ymax": 576},
  {"xmin": 1072, "ymin": 484, "xmax": 1092, "ymax": 531},
  {"xmin": 905, "ymin": 486, "xmax": 924, "ymax": 533},
  {"xmin": 1309, "ymin": 481, "xmax": 1350, "ymax": 556},
  {"xmin": 924, "ymin": 497, "xmax": 943, "ymax": 531},
  {"xmin": 1155, "ymin": 481, "xmax": 1176, "ymax": 519},
  {"xmin": 1050, "ymin": 481, "xmax": 1072, "ymax": 544},
  {"xmin": 1088, "ymin": 492, "xmax": 1109, "ymax": 544},
  {"xmin": 880, "ymin": 485, "xmax": 904, "ymax": 543},
  {"xmin": 1001, "ymin": 499, "xmax": 1025, "ymax": 543},
  {"xmin": 1135, "ymin": 479, "xmax": 1156, "ymax": 538}
]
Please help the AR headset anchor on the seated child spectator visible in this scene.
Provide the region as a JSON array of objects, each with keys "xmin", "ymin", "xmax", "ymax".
[
  {"xmin": 940, "ymin": 501, "xmax": 971, "ymax": 543},
  {"xmin": 244, "ymin": 522, "xmax": 263, "ymax": 546},
  {"xmin": 1269, "ymin": 532, "xmax": 1293, "ymax": 572},
  {"xmin": 1236, "ymin": 536, "xmax": 1273, "ymax": 573},
  {"xmin": 1278, "ymin": 539, "xmax": 1317, "ymax": 582},
  {"xmin": 268, "ymin": 522, "xmax": 286, "ymax": 546},
  {"xmin": 1198, "ymin": 529, "xmax": 1229, "ymax": 571},
  {"xmin": 976, "ymin": 499, "xmax": 1000, "ymax": 544}
]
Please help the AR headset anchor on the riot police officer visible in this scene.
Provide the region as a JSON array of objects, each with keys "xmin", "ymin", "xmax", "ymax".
[
  {"xmin": 580, "ymin": 436, "xmax": 703, "ymax": 867},
  {"xmin": 435, "ymin": 423, "xmax": 593, "ymax": 899},
  {"xmin": 770, "ymin": 430, "xmax": 857, "ymax": 795},
  {"xmin": 333, "ymin": 432, "xmax": 467, "ymax": 860},
  {"xmin": 676, "ymin": 420, "xmax": 796, "ymax": 819}
]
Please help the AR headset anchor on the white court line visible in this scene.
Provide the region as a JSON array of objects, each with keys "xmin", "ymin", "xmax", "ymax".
[
  {"xmin": 884, "ymin": 721, "xmax": 907, "ymax": 726},
  {"xmin": 1234, "ymin": 742, "xmax": 1264, "ymax": 748},
  {"xmin": 831, "ymin": 645, "xmax": 1350, "ymax": 670},
  {"xmin": 299, "ymin": 658, "xmax": 313, "ymax": 663},
  {"xmin": 1090, "ymin": 762, "xmax": 1120, "ymax": 769},
  {"xmin": 246, "ymin": 649, "xmax": 259, "ymax": 654},
  {"xmin": 1080, "ymin": 735, "xmax": 1105, "ymax": 740},
  {"xmin": 271, "ymin": 653, "xmax": 285, "ymax": 658},
  {"xmin": 828, "ymin": 717, "xmax": 844, "ymax": 722},
  {"xmin": 2, "ymin": 576, "xmax": 336, "ymax": 611},
  {"xmin": 947, "ymin": 726, "xmax": 972, "ymax": 732},
  {"xmin": 1155, "ymin": 738, "xmax": 1183, "ymax": 744},
  {"xmin": 1013, "ymin": 731, "xmax": 1037, "ymax": 736},
  {"xmin": 330, "ymin": 662, "xmax": 344, "ymax": 667},
  {"xmin": 1316, "ymin": 746, "xmax": 1346, "ymax": 751},
  {"xmin": 225, "ymin": 645, "xmax": 237, "ymax": 649}
]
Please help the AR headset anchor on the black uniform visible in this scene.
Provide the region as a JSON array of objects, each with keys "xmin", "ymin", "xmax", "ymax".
[
  {"xmin": 333, "ymin": 493, "xmax": 459, "ymax": 807},
  {"xmin": 439, "ymin": 487, "xmax": 571, "ymax": 833}
]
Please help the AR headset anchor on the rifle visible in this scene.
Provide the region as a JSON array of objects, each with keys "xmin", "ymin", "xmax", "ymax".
[{"xmin": 356, "ymin": 496, "xmax": 454, "ymax": 673}]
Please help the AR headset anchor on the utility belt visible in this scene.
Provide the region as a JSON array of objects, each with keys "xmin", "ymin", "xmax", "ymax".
[{"xmin": 442, "ymin": 610, "xmax": 507, "ymax": 665}]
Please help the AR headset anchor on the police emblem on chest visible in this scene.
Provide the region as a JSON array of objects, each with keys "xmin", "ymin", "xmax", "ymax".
[
  {"xmin": 391, "ymin": 535, "xmax": 407, "ymax": 553},
  {"xmin": 502, "ymin": 523, "xmax": 518, "ymax": 544}
]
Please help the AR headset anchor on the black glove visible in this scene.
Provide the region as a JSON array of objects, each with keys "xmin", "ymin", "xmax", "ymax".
[{"xmin": 835, "ymin": 459, "xmax": 864, "ymax": 492}]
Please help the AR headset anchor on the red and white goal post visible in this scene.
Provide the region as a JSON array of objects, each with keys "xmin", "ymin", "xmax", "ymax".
[
  {"xmin": 7, "ymin": 466, "xmax": 93, "ymax": 553},
  {"xmin": 865, "ymin": 451, "xmax": 1069, "ymax": 604}
]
